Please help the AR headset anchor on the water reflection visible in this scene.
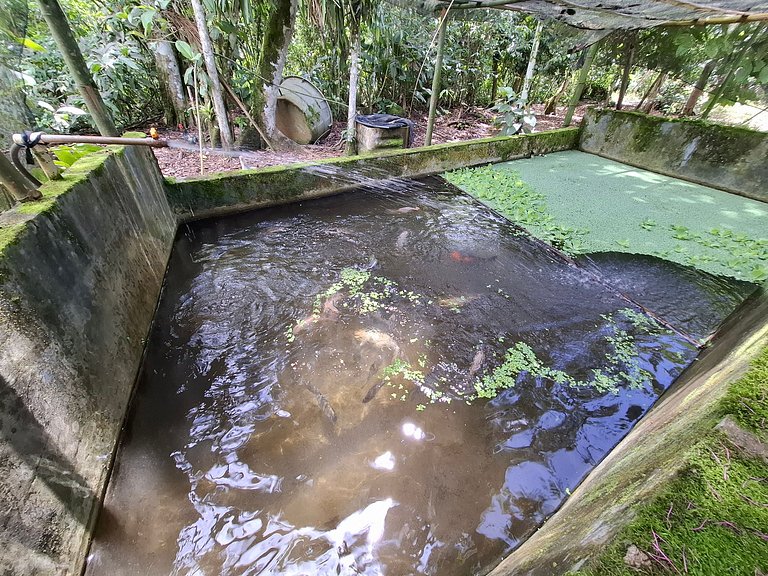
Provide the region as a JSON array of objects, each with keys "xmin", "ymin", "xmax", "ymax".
[{"xmin": 86, "ymin": 176, "xmax": 725, "ymax": 576}]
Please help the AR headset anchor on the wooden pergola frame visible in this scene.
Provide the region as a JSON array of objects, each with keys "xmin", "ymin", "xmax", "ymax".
[{"xmin": 422, "ymin": 0, "xmax": 768, "ymax": 144}]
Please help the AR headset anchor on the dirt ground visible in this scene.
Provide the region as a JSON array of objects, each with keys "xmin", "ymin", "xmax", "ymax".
[{"xmin": 152, "ymin": 104, "xmax": 588, "ymax": 179}]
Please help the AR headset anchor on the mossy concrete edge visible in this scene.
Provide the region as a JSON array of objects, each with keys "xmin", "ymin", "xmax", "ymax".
[
  {"xmin": 0, "ymin": 145, "xmax": 176, "ymax": 576},
  {"xmin": 0, "ymin": 147, "xmax": 119, "ymax": 254},
  {"xmin": 488, "ymin": 285, "xmax": 768, "ymax": 576},
  {"xmin": 165, "ymin": 129, "xmax": 580, "ymax": 222},
  {"xmin": 579, "ymin": 108, "xmax": 768, "ymax": 202}
]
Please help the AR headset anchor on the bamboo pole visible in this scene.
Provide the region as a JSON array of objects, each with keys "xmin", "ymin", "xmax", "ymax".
[
  {"xmin": 564, "ymin": 41, "xmax": 600, "ymax": 127},
  {"xmin": 37, "ymin": 0, "xmax": 117, "ymax": 137},
  {"xmin": 425, "ymin": 10, "xmax": 449, "ymax": 147}
]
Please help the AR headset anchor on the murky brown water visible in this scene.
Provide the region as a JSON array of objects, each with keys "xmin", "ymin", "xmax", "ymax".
[{"xmin": 86, "ymin": 176, "xmax": 752, "ymax": 576}]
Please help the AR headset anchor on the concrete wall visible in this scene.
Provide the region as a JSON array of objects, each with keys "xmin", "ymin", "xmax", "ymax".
[
  {"xmin": 579, "ymin": 109, "xmax": 768, "ymax": 202},
  {"xmin": 0, "ymin": 146, "xmax": 176, "ymax": 575},
  {"xmin": 166, "ymin": 128, "xmax": 580, "ymax": 222},
  {"xmin": 489, "ymin": 286, "xmax": 768, "ymax": 576}
]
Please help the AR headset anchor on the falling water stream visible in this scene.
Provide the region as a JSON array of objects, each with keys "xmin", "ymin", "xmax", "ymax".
[{"xmin": 85, "ymin": 176, "xmax": 755, "ymax": 576}]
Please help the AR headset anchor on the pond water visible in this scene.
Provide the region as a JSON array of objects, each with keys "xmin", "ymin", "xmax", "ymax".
[{"xmin": 85, "ymin": 176, "xmax": 752, "ymax": 576}]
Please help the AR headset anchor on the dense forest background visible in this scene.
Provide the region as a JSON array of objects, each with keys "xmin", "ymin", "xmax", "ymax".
[{"xmin": 1, "ymin": 0, "xmax": 767, "ymax": 149}]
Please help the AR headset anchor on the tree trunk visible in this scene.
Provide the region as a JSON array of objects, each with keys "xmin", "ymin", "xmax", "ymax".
[
  {"xmin": 37, "ymin": 0, "xmax": 117, "ymax": 136},
  {"xmin": 0, "ymin": 151, "xmax": 39, "ymax": 202},
  {"xmin": 520, "ymin": 20, "xmax": 543, "ymax": 103},
  {"xmin": 190, "ymin": 0, "xmax": 233, "ymax": 150},
  {"xmin": 681, "ymin": 59, "xmax": 716, "ymax": 116},
  {"xmin": 636, "ymin": 71, "xmax": 666, "ymax": 113},
  {"xmin": 616, "ymin": 33, "xmax": 636, "ymax": 110},
  {"xmin": 564, "ymin": 41, "xmax": 600, "ymax": 127},
  {"xmin": 253, "ymin": 0, "xmax": 301, "ymax": 152},
  {"xmin": 345, "ymin": 22, "xmax": 361, "ymax": 156},
  {"xmin": 151, "ymin": 40, "xmax": 187, "ymax": 127},
  {"xmin": 544, "ymin": 75, "xmax": 569, "ymax": 115},
  {"xmin": 425, "ymin": 9, "xmax": 448, "ymax": 146}
]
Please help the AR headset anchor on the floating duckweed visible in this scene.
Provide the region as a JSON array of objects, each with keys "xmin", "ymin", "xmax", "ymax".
[
  {"xmin": 473, "ymin": 308, "xmax": 666, "ymax": 399},
  {"xmin": 444, "ymin": 166, "xmax": 590, "ymax": 255}
]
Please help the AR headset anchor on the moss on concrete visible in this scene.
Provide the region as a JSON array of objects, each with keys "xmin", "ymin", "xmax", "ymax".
[
  {"xmin": 580, "ymin": 109, "xmax": 768, "ymax": 202},
  {"xmin": 720, "ymin": 348, "xmax": 768, "ymax": 439},
  {"xmin": 0, "ymin": 147, "xmax": 122, "ymax": 253},
  {"xmin": 165, "ymin": 129, "xmax": 580, "ymax": 221},
  {"xmin": 576, "ymin": 346, "xmax": 768, "ymax": 576},
  {"xmin": 0, "ymin": 223, "xmax": 25, "ymax": 254}
]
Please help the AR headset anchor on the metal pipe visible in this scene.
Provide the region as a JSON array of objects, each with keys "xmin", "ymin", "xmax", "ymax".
[{"xmin": 12, "ymin": 133, "xmax": 169, "ymax": 148}]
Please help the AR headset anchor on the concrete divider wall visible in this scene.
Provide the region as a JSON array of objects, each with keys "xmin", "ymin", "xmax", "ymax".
[
  {"xmin": 579, "ymin": 108, "xmax": 768, "ymax": 202},
  {"xmin": 0, "ymin": 146, "xmax": 176, "ymax": 575},
  {"xmin": 166, "ymin": 128, "xmax": 580, "ymax": 222}
]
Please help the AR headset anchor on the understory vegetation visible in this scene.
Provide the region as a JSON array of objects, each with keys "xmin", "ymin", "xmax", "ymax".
[
  {"xmin": 577, "ymin": 346, "xmax": 768, "ymax": 576},
  {"xmin": 1, "ymin": 0, "xmax": 767, "ymax": 154}
]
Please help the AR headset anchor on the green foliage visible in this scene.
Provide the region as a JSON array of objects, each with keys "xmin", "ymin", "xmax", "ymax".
[
  {"xmin": 492, "ymin": 87, "xmax": 536, "ymax": 135},
  {"xmin": 51, "ymin": 143, "xmax": 102, "ymax": 168},
  {"xmin": 444, "ymin": 165, "xmax": 589, "ymax": 254},
  {"xmin": 474, "ymin": 308, "xmax": 661, "ymax": 399}
]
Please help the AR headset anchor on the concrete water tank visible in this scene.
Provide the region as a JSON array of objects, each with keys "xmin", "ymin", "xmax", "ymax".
[{"xmin": 276, "ymin": 76, "xmax": 333, "ymax": 145}]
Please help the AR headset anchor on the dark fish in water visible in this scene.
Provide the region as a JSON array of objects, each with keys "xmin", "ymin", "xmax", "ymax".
[
  {"xmin": 450, "ymin": 251, "xmax": 497, "ymax": 264},
  {"xmin": 468, "ymin": 349, "xmax": 485, "ymax": 378},
  {"xmin": 362, "ymin": 380, "xmax": 387, "ymax": 403},
  {"xmin": 306, "ymin": 382, "xmax": 337, "ymax": 425},
  {"xmin": 388, "ymin": 206, "xmax": 420, "ymax": 214}
]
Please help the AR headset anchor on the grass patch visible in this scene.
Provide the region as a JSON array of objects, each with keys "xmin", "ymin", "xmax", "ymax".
[
  {"xmin": 720, "ymin": 348, "xmax": 768, "ymax": 440},
  {"xmin": 577, "ymin": 346, "xmax": 768, "ymax": 575}
]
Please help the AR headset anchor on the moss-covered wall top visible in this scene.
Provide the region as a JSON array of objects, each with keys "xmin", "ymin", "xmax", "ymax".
[
  {"xmin": 579, "ymin": 109, "xmax": 768, "ymax": 203},
  {"xmin": 165, "ymin": 129, "xmax": 579, "ymax": 222}
]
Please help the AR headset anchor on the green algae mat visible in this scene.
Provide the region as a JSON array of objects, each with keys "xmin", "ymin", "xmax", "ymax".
[{"xmin": 444, "ymin": 150, "xmax": 768, "ymax": 283}]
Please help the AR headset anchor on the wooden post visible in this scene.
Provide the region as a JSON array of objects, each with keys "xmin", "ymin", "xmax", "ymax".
[
  {"xmin": 37, "ymin": 0, "xmax": 117, "ymax": 136},
  {"xmin": 564, "ymin": 41, "xmax": 600, "ymax": 127},
  {"xmin": 0, "ymin": 152, "xmax": 40, "ymax": 202},
  {"xmin": 425, "ymin": 10, "xmax": 448, "ymax": 147}
]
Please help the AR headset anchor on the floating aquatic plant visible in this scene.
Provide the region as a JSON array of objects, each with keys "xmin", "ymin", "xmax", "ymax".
[
  {"xmin": 444, "ymin": 166, "xmax": 589, "ymax": 255},
  {"xmin": 473, "ymin": 308, "xmax": 659, "ymax": 398}
]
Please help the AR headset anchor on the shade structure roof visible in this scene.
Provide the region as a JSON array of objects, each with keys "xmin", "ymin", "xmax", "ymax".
[{"xmin": 428, "ymin": 0, "xmax": 768, "ymax": 30}]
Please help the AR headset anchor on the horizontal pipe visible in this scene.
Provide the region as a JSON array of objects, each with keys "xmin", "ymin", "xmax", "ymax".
[{"xmin": 12, "ymin": 133, "xmax": 169, "ymax": 148}]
